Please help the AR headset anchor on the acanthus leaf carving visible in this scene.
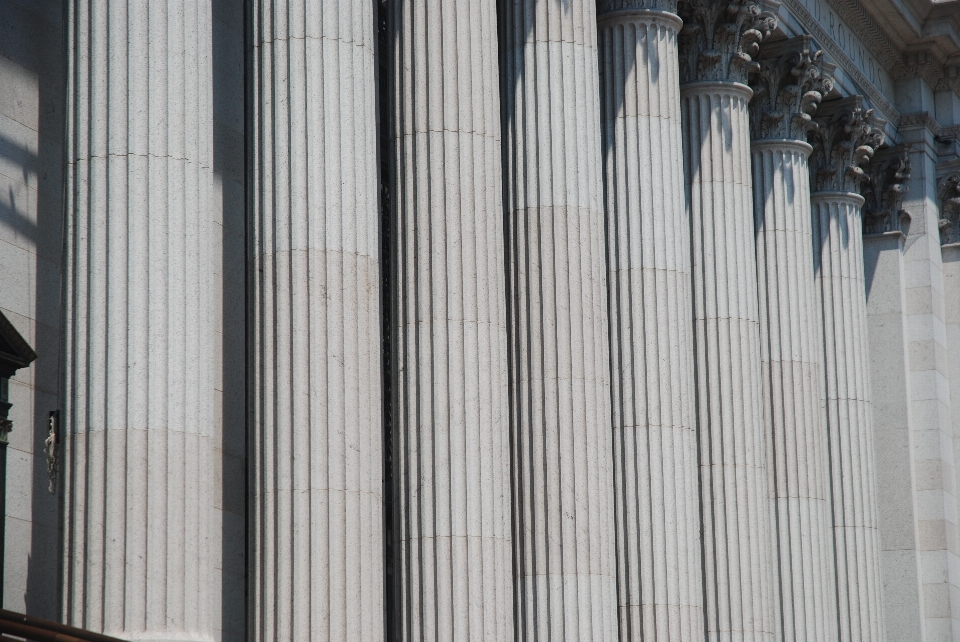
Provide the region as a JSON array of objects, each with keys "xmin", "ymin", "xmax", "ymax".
[
  {"xmin": 809, "ymin": 96, "xmax": 884, "ymax": 194},
  {"xmin": 678, "ymin": 0, "xmax": 778, "ymax": 84},
  {"xmin": 861, "ymin": 144, "xmax": 911, "ymax": 236},
  {"xmin": 938, "ymin": 171, "xmax": 960, "ymax": 245},
  {"xmin": 748, "ymin": 36, "xmax": 835, "ymax": 141}
]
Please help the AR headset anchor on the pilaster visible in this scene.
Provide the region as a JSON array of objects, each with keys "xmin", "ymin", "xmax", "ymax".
[
  {"xmin": 249, "ymin": 2, "xmax": 384, "ymax": 640},
  {"xmin": 62, "ymin": 1, "xmax": 216, "ymax": 639},
  {"xmin": 677, "ymin": 1, "xmax": 778, "ymax": 639},
  {"xmin": 389, "ymin": 0, "xmax": 513, "ymax": 639},
  {"xmin": 597, "ymin": 3, "xmax": 702, "ymax": 640},
  {"xmin": 809, "ymin": 96, "xmax": 886, "ymax": 642},
  {"xmin": 499, "ymin": 0, "xmax": 618, "ymax": 638},
  {"xmin": 749, "ymin": 35, "xmax": 839, "ymax": 642}
]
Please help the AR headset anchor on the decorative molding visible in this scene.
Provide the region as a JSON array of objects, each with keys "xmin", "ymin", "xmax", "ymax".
[
  {"xmin": 598, "ymin": 0, "xmax": 678, "ymax": 13},
  {"xmin": 939, "ymin": 171, "xmax": 960, "ymax": 245},
  {"xmin": 810, "ymin": 95, "xmax": 884, "ymax": 193},
  {"xmin": 778, "ymin": 0, "xmax": 900, "ymax": 124},
  {"xmin": 899, "ymin": 111, "xmax": 942, "ymax": 136},
  {"xmin": 678, "ymin": 0, "xmax": 778, "ymax": 84},
  {"xmin": 45, "ymin": 410, "xmax": 59, "ymax": 495},
  {"xmin": 749, "ymin": 36, "xmax": 834, "ymax": 140},
  {"xmin": 891, "ymin": 48, "xmax": 960, "ymax": 96},
  {"xmin": 861, "ymin": 144, "xmax": 911, "ymax": 236},
  {"xmin": 824, "ymin": 0, "xmax": 903, "ymax": 71}
]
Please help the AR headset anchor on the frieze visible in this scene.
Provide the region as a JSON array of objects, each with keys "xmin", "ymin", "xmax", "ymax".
[
  {"xmin": 749, "ymin": 36, "xmax": 834, "ymax": 140},
  {"xmin": 861, "ymin": 144, "xmax": 911, "ymax": 236},
  {"xmin": 809, "ymin": 95, "xmax": 884, "ymax": 193},
  {"xmin": 678, "ymin": 0, "xmax": 778, "ymax": 84}
]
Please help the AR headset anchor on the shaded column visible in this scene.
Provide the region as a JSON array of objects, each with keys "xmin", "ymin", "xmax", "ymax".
[
  {"xmin": 596, "ymin": 2, "xmax": 702, "ymax": 640},
  {"xmin": 498, "ymin": 0, "xmax": 618, "ymax": 639},
  {"xmin": 809, "ymin": 96, "xmax": 886, "ymax": 642},
  {"xmin": 676, "ymin": 1, "xmax": 778, "ymax": 640},
  {"xmin": 748, "ymin": 37, "xmax": 839, "ymax": 642},
  {"xmin": 62, "ymin": 1, "xmax": 215, "ymax": 639},
  {"xmin": 389, "ymin": 0, "xmax": 513, "ymax": 640},
  {"xmin": 249, "ymin": 2, "xmax": 384, "ymax": 641}
]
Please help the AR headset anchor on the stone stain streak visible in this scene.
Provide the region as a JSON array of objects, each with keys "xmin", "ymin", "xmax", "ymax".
[
  {"xmin": 498, "ymin": 0, "xmax": 618, "ymax": 639},
  {"xmin": 388, "ymin": 0, "xmax": 514, "ymax": 640},
  {"xmin": 61, "ymin": 0, "xmax": 216, "ymax": 639},
  {"xmin": 249, "ymin": 1, "xmax": 385, "ymax": 640},
  {"xmin": 597, "ymin": 1, "xmax": 704, "ymax": 641}
]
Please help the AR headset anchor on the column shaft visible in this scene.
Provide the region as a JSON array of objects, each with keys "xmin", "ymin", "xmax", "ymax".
[
  {"xmin": 681, "ymin": 82, "xmax": 778, "ymax": 641},
  {"xmin": 752, "ymin": 141, "xmax": 838, "ymax": 641},
  {"xmin": 250, "ymin": 2, "xmax": 384, "ymax": 640},
  {"xmin": 812, "ymin": 193, "xmax": 885, "ymax": 642},
  {"xmin": 62, "ymin": 1, "xmax": 215, "ymax": 639},
  {"xmin": 389, "ymin": 0, "xmax": 513, "ymax": 640},
  {"xmin": 499, "ymin": 0, "xmax": 618, "ymax": 639},
  {"xmin": 597, "ymin": 6, "xmax": 703, "ymax": 641}
]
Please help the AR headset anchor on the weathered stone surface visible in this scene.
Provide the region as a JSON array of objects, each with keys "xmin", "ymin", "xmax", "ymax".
[
  {"xmin": 61, "ymin": 1, "xmax": 216, "ymax": 639},
  {"xmin": 499, "ymin": 0, "xmax": 618, "ymax": 639},
  {"xmin": 598, "ymin": 5, "xmax": 703, "ymax": 641},
  {"xmin": 388, "ymin": 0, "xmax": 513, "ymax": 639},
  {"xmin": 249, "ymin": 2, "xmax": 384, "ymax": 640}
]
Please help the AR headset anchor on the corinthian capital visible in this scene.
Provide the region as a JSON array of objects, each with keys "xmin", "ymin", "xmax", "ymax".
[
  {"xmin": 861, "ymin": 145, "xmax": 911, "ymax": 236},
  {"xmin": 677, "ymin": 0, "xmax": 778, "ymax": 84},
  {"xmin": 939, "ymin": 172, "xmax": 960, "ymax": 245},
  {"xmin": 808, "ymin": 96, "xmax": 884, "ymax": 194},
  {"xmin": 748, "ymin": 36, "xmax": 834, "ymax": 141},
  {"xmin": 597, "ymin": 0, "xmax": 677, "ymax": 14}
]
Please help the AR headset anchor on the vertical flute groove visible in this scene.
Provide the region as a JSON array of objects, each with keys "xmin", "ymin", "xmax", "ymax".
[
  {"xmin": 752, "ymin": 141, "xmax": 839, "ymax": 642},
  {"xmin": 390, "ymin": 0, "xmax": 514, "ymax": 640},
  {"xmin": 597, "ymin": 6, "xmax": 703, "ymax": 641},
  {"xmin": 681, "ymin": 82, "xmax": 778, "ymax": 642},
  {"xmin": 62, "ymin": 1, "xmax": 215, "ymax": 639},
  {"xmin": 250, "ymin": 2, "xmax": 384, "ymax": 640},
  {"xmin": 811, "ymin": 193, "xmax": 885, "ymax": 642},
  {"xmin": 499, "ymin": 0, "xmax": 618, "ymax": 639}
]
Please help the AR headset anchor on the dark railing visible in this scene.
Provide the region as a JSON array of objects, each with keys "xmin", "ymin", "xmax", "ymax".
[{"xmin": 0, "ymin": 610, "xmax": 126, "ymax": 642}]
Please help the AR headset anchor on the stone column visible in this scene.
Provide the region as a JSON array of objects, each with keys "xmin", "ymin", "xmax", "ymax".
[
  {"xmin": 676, "ymin": 2, "xmax": 778, "ymax": 640},
  {"xmin": 388, "ymin": 1, "xmax": 513, "ymax": 640},
  {"xmin": 809, "ymin": 97, "xmax": 886, "ymax": 642},
  {"xmin": 249, "ymin": 2, "xmax": 383, "ymax": 641},
  {"xmin": 748, "ymin": 37, "xmax": 839, "ymax": 641},
  {"xmin": 498, "ymin": 1, "xmax": 617, "ymax": 639},
  {"xmin": 62, "ymin": 1, "xmax": 215, "ymax": 639},
  {"xmin": 596, "ymin": 2, "xmax": 702, "ymax": 640}
]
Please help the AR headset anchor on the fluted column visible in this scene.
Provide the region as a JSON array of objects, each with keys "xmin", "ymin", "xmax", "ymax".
[
  {"xmin": 748, "ymin": 37, "xmax": 839, "ymax": 642},
  {"xmin": 809, "ymin": 97, "xmax": 886, "ymax": 642},
  {"xmin": 498, "ymin": 1, "xmax": 618, "ymax": 639},
  {"xmin": 62, "ymin": 1, "xmax": 215, "ymax": 639},
  {"xmin": 250, "ymin": 2, "xmax": 383, "ymax": 641},
  {"xmin": 389, "ymin": 1, "xmax": 513, "ymax": 640},
  {"xmin": 597, "ymin": 3, "xmax": 703, "ymax": 640},
  {"xmin": 676, "ymin": 2, "xmax": 778, "ymax": 640}
]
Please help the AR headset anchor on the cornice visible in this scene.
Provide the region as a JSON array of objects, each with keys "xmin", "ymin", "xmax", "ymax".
[
  {"xmin": 824, "ymin": 0, "xmax": 904, "ymax": 71},
  {"xmin": 778, "ymin": 0, "xmax": 901, "ymax": 124}
]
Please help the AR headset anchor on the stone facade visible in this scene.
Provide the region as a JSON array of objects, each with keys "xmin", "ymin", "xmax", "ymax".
[{"xmin": 1, "ymin": 0, "xmax": 959, "ymax": 641}]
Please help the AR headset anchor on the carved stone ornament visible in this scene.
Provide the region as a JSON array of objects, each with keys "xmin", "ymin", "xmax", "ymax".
[
  {"xmin": 749, "ymin": 36, "xmax": 835, "ymax": 141},
  {"xmin": 597, "ymin": 0, "xmax": 678, "ymax": 13},
  {"xmin": 45, "ymin": 410, "xmax": 59, "ymax": 495},
  {"xmin": 939, "ymin": 172, "xmax": 960, "ymax": 245},
  {"xmin": 677, "ymin": 0, "xmax": 778, "ymax": 84},
  {"xmin": 861, "ymin": 145, "xmax": 911, "ymax": 236},
  {"xmin": 809, "ymin": 96, "xmax": 884, "ymax": 194}
]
